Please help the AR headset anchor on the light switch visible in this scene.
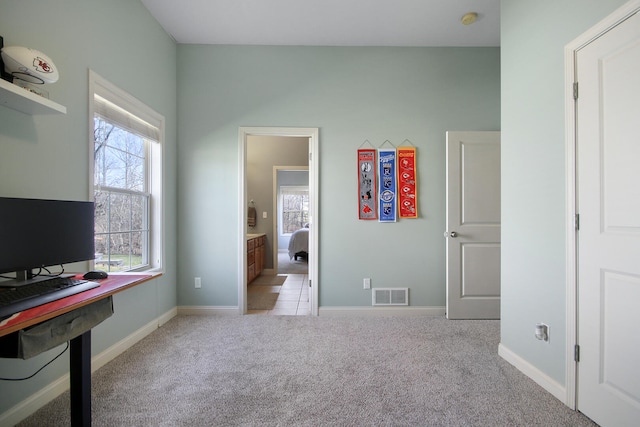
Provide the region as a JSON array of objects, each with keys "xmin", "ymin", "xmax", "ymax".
[{"xmin": 262, "ymin": 211, "xmax": 268, "ymax": 219}]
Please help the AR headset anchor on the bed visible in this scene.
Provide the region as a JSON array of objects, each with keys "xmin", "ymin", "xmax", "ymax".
[{"xmin": 288, "ymin": 227, "xmax": 309, "ymax": 260}]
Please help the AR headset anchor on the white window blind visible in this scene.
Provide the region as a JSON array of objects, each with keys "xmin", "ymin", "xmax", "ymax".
[{"xmin": 94, "ymin": 94, "xmax": 160, "ymax": 142}]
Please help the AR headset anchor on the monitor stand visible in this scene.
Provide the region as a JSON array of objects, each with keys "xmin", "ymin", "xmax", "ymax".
[{"xmin": 0, "ymin": 270, "xmax": 75, "ymax": 288}]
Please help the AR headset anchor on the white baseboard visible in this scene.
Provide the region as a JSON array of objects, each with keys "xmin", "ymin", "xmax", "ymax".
[
  {"xmin": 175, "ymin": 305, "xmax": 445, "ymax": 317},
  {"xmin": 0, "ymin": 307, "xmax": 177, "ymax": 427},
  {"xmin": 0, "ymin": 368, "xmax": 70, "ymax": 427},
  {"xmin": 157, "ymin": 307, "xmax": 178, "ymax": 326},
  {"xmin": 92, "ymin": 307, "xmax": 177, "ymax": 371},
  {"xmin": 177, "ymin": 305, "xmax": 239, "ymax": 315},
  {"xmin": 319, "ymin": 306, "xmax": 446, "ymax": 317},
  {"xmin": 498, "ymin": 343, "xmax": 566, "ymax": 403}
]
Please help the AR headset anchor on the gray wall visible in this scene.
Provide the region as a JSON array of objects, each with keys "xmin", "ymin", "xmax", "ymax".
[
  {"xmin": 176, "ymin": 45, "xmax": 500, "ymax": 308},
  {"xmin": 0, "ymin": 0, "xmax": 177, "ymax": 416},
  {"xmin": 6, "ymin": 0, "xmax": 625, "ymax": 418},
  {"xmin": 500, "ymin": 0, "xmax": 629, "ymax": 386}
]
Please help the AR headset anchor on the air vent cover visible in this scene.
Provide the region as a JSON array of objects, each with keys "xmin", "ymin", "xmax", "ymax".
[{"xmin": 372, "ymin": 288, "xmax": 408, "ymax": 306}]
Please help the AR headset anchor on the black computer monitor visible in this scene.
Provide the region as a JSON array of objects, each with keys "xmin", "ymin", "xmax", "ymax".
[{"xmin": 0, "ymin": 197, "xmax": 94, "ymax": 281}]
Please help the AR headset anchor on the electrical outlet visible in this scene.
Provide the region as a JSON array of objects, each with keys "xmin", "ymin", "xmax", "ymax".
[
  {"xmin": 535, "ymin": 323, "xmax": 549, "ymax": 342},
  {"xmin": 363, "ymin": 278, "xmax": 371, "ymax": 290},
  {"xmin": 195, "ymin": 277, "xmax": 201, "ymax": 289}
]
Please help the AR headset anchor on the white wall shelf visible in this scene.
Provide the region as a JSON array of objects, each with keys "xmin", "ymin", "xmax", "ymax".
[{"xmin": 0, "ymin": 78, "xmax": 66, "ymax": 114}]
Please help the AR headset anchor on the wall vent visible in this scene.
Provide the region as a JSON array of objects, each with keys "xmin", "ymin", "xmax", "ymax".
[{"xmin": 372, "ymin": 288, "xmax": 409, "ymax": 306}]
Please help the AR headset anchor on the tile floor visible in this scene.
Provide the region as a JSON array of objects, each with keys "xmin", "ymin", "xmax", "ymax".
[{"xmin": 247, "ymin": 273, "xmax": 310, "ymax": 315}]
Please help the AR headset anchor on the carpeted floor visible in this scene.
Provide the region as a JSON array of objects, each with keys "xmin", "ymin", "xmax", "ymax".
[
  {"xmin": 277, "ymin": 250, "xmax": 308, "ymax": 274},
  {"xmin": 17, "ymin": 315, "xmax": 597, "ymax": 426}
]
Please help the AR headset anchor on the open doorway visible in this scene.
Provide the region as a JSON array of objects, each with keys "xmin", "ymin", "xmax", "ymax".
[
  {"xmin": 274, "ymin": 167, "xmax": 309, "ymax": 276},
  {"xmin": 238, "ymin": 127, "xmax": 319, "ymax": 316}
]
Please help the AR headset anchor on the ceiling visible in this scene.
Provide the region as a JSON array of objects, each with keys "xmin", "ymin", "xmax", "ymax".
[{"xmin": 140, "ymin": 0, "xmax": 500, "ymax": 47}]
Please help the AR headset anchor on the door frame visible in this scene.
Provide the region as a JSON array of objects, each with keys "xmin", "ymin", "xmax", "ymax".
[
  {"xmin": 238, "ymin": 127, "xmax": 319, "ymax": 315},
  {"xmin": 564, "ymin": 0, "xmax": 640, "ymax": 409}
]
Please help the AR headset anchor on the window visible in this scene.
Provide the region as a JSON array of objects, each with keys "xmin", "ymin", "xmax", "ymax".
[
  {"xmin": 90, "ymin": 71, "xmax": 164, "ymax": 272},
  {"xmin": 280, "ymin": 186, "xmax": 309, "ymax": 234}
]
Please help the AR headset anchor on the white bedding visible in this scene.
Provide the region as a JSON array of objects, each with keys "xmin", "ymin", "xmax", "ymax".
[{"xmin": 288, "ymin": 228, "xmax": 309, "ymax": 259}]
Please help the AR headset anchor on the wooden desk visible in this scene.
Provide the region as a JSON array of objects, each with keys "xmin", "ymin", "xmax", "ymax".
[{"xmin": 0, "ymin": 273, "xmax": 160, "ymax": 426}]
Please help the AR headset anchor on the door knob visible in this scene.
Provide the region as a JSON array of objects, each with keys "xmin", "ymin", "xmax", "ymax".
[{"xmin": 444, "ymin": 231, "xmax": 458, "ymax": 238}]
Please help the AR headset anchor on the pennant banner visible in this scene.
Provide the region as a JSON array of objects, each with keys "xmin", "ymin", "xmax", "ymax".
[
  {"xmin": 378, "ymin": 148, "xmax": 397, "ymax": 222},
  {"xmin": 358, "ymin": 149, "xmax": 377, "ymax": 220},
  {"xmin": 398, "ymin": 146, "xmax": 418, "ymax": 218}
]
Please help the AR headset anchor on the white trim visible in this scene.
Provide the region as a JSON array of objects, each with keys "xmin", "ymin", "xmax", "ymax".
[
  {"xmin": 498, "ymin": 343, "xmax": 566, "ymax": 403},
  {"xmin": 0, "ymin": 307, "xmax": 177, "ymax": 427},
  {"xmin": 238, "ymin": 128, "xmax": 247, "ymax": 315},
  {"xmin": 238, "ymin": 127, "xmax": 319, "ymax": 316},
  {"xmin": 564, "ymin": 0, "xmax": 640, "ymax": 410},
  {"xmin": 88, "ymin": 69, "xmax": 166, "ymax": 274},
  {"xmin": 92, "ymin": 308, "xmax": 177, "ymax": 370},
  {"xmin": 564, "ymin": 35, "xmax": 579, "ymax": 411},
  {"xmin": 319, "ymin": 306, "xmax": 446, "ymax": 317},
  {"xmin": 566, "ymin": 1, "xmax": 640, "ymax": 52},
  {"xmin": 156, "ymin": 307, "xmax": 177, "ymax": 326},
  {"xmin": 177, "ymin": 306, "xmax": 446, "ymax": 317},
  {"xmin": 0, "ymin": 369, "xmax": 70, "ymax": 427},
  {"xmin": 176, "ymin": 306, "xmax": 239, "ymax": 315},
  {"xmin": 89, "ymin": 70, "xmax": 164, "ymax": 132}
]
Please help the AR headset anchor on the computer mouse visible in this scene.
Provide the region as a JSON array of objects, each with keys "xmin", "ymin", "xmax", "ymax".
[{"xmin": 83, "ymin": 270, "xmax": 108, "ymax": 280}]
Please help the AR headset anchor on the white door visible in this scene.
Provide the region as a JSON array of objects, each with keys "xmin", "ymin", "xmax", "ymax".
[
  {"xmin": 576, "ymin": 9, "xmax": 640, "ymax": 426},
  {"xmin": 445, "ymin": 131, "xmax": 501, "ymax": 319}
]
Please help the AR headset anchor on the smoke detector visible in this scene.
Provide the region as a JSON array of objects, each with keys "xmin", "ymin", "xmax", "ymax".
[{"xmin": 461, "ymin": 12, "xmax": 478, "ymax": 26}]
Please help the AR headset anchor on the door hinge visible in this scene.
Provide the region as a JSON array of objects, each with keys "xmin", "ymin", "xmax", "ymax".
[
  {"xmin": 575, "ymin": 214, "xmax": 580, "ymax": 231},
  {"xmin": 574, "ymin": 344, "xmax": 580, "ymax": 362},
  {"xmin": 573, "ymin": 82, "xmax": 579, "ymax": 100},
  {"xmin": 309, "ymin": 152, "xmax": 312, "ymax": 161}
]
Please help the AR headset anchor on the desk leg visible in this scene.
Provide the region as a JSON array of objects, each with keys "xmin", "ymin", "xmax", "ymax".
[{"xmin": 70, "ymin": 330, "xmax": 91, "ymax": 427}]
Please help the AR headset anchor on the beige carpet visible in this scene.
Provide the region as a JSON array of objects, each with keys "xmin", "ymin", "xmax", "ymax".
[
  {"xmin": 18, "ymin": 315, "xmax": 597, "ymax": 426},
  {"xmin": 277, "ymin": 251, "xmax": 308, "ymax": 274}
]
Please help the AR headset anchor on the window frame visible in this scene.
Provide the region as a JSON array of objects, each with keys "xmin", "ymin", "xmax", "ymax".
[
  {"xmin": 279, "ymin": 185, "xmax": 309, "ymax": 236},
  {"xmin": 89, "ymin": 70, "xmax": 164, "ymax": 273}
]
